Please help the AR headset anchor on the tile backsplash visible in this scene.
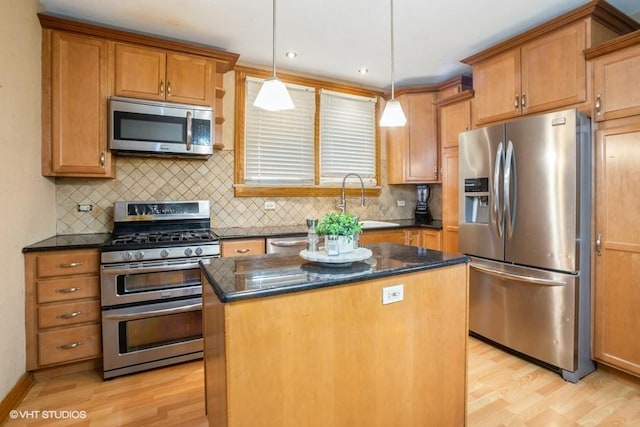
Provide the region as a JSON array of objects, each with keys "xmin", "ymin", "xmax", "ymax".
[{"xmin": 56, "ymin": 150, "xmax": 441, "ymax": 234}]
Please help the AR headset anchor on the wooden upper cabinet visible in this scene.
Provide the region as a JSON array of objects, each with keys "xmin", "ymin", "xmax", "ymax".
[
  {"xmin": 520, "ymin": 22, "xmax": 587, "ymax": 115},
  {"xmin": 463, "ymin": 1, "xmax": 639, "ymax": 127},
  {"xmin": 114, "ymin": 43, "xmax": 215, "ymax": 106},
  {"xmin": 471, "ymin": 49, "xmax": 521, "ymax": 125},
  {"xmin": 440, "ymin": 98, "xmax": 471, "ymax": 149},
  {"xmin": 387, "ymin": 91, "xmax": 438, "ymax": 184},
  {"xmin": 591, "ymin": 42, "xmax": 640, "ymax": 121},
  {"xmin": 43, "ymin": 30, "xmax": 114, "ymax": 178}
]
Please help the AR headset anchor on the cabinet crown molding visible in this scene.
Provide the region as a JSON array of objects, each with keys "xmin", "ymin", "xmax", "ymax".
[{"xmin": 38, "ymin": 13, "xmax": 239, "ymax": 72}]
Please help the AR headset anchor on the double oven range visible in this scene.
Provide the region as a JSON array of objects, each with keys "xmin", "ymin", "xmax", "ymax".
[{"xmin": 100, "ymin": 200, "xmax": 219, "ymax": 379}]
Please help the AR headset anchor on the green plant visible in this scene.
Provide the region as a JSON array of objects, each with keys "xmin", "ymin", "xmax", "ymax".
[{"xmin": 316, "ymin": 212, "xmax": 363, "ymax": 236}]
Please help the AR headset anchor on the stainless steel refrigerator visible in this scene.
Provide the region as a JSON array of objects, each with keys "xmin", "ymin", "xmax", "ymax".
[{"xmin": 458, "ymin": 108, "xmax": 595, "ymax": 382}]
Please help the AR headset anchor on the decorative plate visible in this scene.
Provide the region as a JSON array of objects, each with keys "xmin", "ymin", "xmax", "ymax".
[{"xmin": 299, "ymin": 247, "xmax": 373, "ymax": 267}]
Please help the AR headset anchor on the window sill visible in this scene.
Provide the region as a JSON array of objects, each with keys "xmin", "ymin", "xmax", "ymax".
[{"xmin": 233, "ymin": 185, "xmax": 381, "ymax": 198}]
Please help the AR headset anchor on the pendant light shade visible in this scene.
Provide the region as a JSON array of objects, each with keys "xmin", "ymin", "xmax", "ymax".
[
  {"xmin": 253, "ymin": 0, "xmax": 294, "ymax": 111},
  {"xmin": 380, "ymin": 0, "xmax": 406, "ymax": 127}
]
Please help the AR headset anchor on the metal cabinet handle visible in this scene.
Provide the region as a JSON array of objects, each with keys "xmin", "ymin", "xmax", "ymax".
[
  {"xmin": 57, "ymin": 341, "xmax": 83, "ymax": 350},
  {"xmin": 167, "ymin": 81, "xmax": 172, "ymax": 96},
  {"xmin": 521, "ymin": 93, "xmax": 527, "ymax": 109},
  {"xmin": 595, "ymin": 233, "xmax": 602, "ymax": 256},
  {"xmin": 159, "ymin": 80, "xmax": 164, "ymax": 95},
  {"xmin": 595, "ymin": 94, "xmax": 602, "ymax": 115},
  {"xmin": 514, "ymin": 95, "xmax": 519, "ymax": 111},
  {"xmin": 57, "ymin": 311, "xmax": 82, "ymax": 319},
  {"xmin": 99, "ymin": 152, "xmax": 105, "ymax": 166},
  {"xmin": 235, "ymin": 248, "xmax": 251, "ymax": 254},
  {"xmin": 433, "ymin": 166, "xmax": 438, "ymax": 179},
  {"xmin": 55, "ymin": 287, "xmax": 80, "ymax": 294},
  {"xmin": 59, "ymin": 261, "xmax": 82, "ymax": 268}
]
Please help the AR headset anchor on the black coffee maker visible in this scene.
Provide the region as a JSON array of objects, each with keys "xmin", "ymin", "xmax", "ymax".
[{"xmin": 415, "ymin": 184, "xmax": 433, "ymax": 224}]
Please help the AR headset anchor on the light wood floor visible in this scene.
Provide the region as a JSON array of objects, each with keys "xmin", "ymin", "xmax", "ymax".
[{"xmin": 4, "ymin": 337, "xmax": 640, "ymax": 426}]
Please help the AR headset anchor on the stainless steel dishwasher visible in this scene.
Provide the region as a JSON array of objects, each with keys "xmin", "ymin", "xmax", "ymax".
[{"xmin": 266, "ymin": 235, "xmax": 309, "ymax": 254}]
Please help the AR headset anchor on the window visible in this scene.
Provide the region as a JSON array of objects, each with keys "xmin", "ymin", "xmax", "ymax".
[{"xmin": 234, "ymin": 67, "xmax": 382, "ymax": 197}]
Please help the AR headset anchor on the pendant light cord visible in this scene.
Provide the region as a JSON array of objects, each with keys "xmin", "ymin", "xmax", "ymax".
[
  {"xmin": 390, "ymin": 0, "xmax": 395, "ymax": 100},
  {"xmin": 272, "ymin": 0, "xmax": 277, "ymax": 78}
]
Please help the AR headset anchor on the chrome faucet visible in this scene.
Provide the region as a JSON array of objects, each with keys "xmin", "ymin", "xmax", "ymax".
[{"xmin": 337, "ymin": 173, "xmax": 365, "ymax": 213}]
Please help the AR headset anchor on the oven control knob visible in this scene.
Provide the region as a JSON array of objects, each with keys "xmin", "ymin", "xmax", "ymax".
[
  {"xmin": 135, "ymin": 251, "xmax": 145, "ymax": 260},
  {"xmin": 195, "ymin": 247, "xmax": 203, "ymax": 256},
  {"xmin": 160, "ymin": 249, "xmax": 170, "ymax": 258},
  {"xmin": 122, "ymin": 251, "xmax": 133, "ymax": 261},
  {"xmin": 184, "ymin": 248, "xmax": 193, "ymax": 257}
]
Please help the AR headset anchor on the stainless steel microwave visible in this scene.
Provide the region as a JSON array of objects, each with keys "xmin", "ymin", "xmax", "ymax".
[{"xmin": 109, "ymin": 97, "xmax": 213, "ymax": 158}]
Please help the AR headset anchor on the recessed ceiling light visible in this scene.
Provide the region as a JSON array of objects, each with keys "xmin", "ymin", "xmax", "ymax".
[
  {"xmin": 285, "ymin": 51, "xmax": 298, "ymax": 59},
  {"xmin": 358, "ymin": 67, "xmax": 369, "ymax": 75}
]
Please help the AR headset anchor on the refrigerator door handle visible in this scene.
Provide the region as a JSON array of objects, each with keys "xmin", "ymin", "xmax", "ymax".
[
  {"xmin": 504, "ymin": 140, "xmax": 517, "ymax": 238},
  {"xmin": 470, "ymin": 263, "xmax": 567, "ymax": 287},
  {"xmin": 493, "ymin": 142, "xmax": 504, "ymax": 237}
]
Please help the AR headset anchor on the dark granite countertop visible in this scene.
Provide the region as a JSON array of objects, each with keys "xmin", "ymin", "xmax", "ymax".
[
  {"xmin": 212, "ymin": 219, "xmax": 442, "ymax": 240},
  {"xmin": 201, "ymin": 242, "xmax": 467, "ymax": 302},
  {"xmin": 22, "ymin": 233, "xmax": 112, "ymax": 253}
]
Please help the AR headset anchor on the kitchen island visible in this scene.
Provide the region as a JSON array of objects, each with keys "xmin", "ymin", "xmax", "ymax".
[{"xmin": 201, "ymin": 243, "xmax": 469, "ymax": 427}]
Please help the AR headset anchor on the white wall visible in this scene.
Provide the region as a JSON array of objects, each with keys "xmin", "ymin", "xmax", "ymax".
[{"xmin": 0, "ymin": 0, "xmax": 56, "ymax": 399}]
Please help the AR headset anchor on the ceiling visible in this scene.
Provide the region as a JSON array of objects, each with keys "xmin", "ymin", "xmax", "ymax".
[{"xmin": 38, "ymin": 0, "xmax": 640, "ymax": 90}]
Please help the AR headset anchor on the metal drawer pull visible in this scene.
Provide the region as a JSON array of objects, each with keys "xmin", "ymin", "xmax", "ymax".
[
  {"xmin": 57, "ymin": 341, "xmax": 83, "ymax": 350},
  {"xmin": 56, "ymin": 287, "xmax": 80, "ymax": 294},
  {"xmin": 59, "ymin": 262, "xmax": 83, "ymax": 268},
  {"xmin": 235, "ymin": 248, "xmax": 251, "ymax": 253},
  {"xmin": 57, "ymin": 311, "xmax": 82, "ymax": 319}
]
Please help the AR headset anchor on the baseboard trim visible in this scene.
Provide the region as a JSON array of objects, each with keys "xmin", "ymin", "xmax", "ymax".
[{"xmin": 0, "ymin": 372, "xmax": 35, "ymax": 423}]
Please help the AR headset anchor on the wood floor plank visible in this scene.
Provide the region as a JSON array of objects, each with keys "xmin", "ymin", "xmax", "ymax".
[{"xmin": 4, "ymin": 337, "xmax": 640, "ymax": 426}]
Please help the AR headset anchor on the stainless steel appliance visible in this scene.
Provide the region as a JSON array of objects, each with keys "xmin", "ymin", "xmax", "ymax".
[
  {"xmin": 109, "ymin": 97, "xmax": 213, "ymax": 158},
  {"xmin": 100, "ymin": 200, "xmax": 220, "ymax": 379},
  {"xmin": 266, "ymin": 235, "xmax": 308, "ymax": 254},
  {"xmin": 458, "ymin": 108, "xmax": 595, "ymax": 382}
]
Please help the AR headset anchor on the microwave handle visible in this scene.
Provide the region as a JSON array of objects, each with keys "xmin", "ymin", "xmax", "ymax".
[{"xmin": 186, "ymin": 111, "xmax": 193, "ymax": 151}]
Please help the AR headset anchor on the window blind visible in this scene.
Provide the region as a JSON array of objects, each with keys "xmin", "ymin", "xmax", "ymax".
[
  {"xmin": 244, "ymin": 77, "xmax": 316, "ymax": 184},
  {"xmin": 319, "ymin": 90, "xmax": 377, "ymax": 185}
]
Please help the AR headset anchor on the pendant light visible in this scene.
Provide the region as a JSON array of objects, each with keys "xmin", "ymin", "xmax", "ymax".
[
  {"xmin": 253, "ymin": 0, "xmax": 295, "ymax": 111},
  {"xmin": 379, "ymin": 0, "xmax": 406, "ymax": 127}
]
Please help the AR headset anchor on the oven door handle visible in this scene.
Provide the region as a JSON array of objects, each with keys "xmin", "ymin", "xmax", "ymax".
[
  {"xmin": 103, "ymin": 302, "xmax": 201, "ymax": 321},
  {"xmin": 101, "ymin": 261, "xmax": 202, "ymax": 276}
]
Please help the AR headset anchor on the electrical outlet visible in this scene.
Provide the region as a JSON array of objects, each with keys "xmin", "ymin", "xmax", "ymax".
[
  {"xmin": 382, "ymin": 284, "xmax": 404, "ymax": 305},
  {"xmin": 77, "ymin": 204, "xmax": 93, "ymax": 212},
  {"xmin": 264, "ymin": 201, "xmax": 276, "ymax": 210},
  {"xmin": 396, "ymin": 200, "xmax": 406, "ymax": 207}
]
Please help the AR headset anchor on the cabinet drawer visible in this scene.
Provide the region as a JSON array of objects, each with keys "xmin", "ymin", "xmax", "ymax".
[
  {"xmin": 36, "ymin": 250, "xmax": 99, "ymax": 278},
  {"xmin": 38, "ymin": 324, "xmax": 101, "ymax": 366},
  {"xmin": 37, "ymin": 276, "xmax": 99, "ymax": 303},
  {"xmin": 38, "ymin": 300, "xmax": 101, "ymax": 329},
  {"xmin": 221, "ymin": 239, "xmax": 265, "ymax": 257}
]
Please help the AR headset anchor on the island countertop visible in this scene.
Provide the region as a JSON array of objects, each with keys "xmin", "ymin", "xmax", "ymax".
[{"xmin": 201, "ymin": 242, "xmax": 468, "ymax": 302}]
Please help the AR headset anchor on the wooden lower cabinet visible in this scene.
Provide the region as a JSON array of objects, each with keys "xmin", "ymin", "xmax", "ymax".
[
  {"xmin": 221, "ymin": 238, "xmax": 266, "ymax": 257},
  {"xmin": 25, "ymin": 249, "xmax": 102, "ymax": 370},
  {"xmin": 359, "ymin": 229, "xmax": 406, "ymax": 245},
  {"xmin": 593, "ymin": 122, "xmax": 640, "ymax": 376},
  {"xmin": 360, "ymin": 227, "xmax": 442, "ymax": 250},
  {"xmin": 421, "ymin": 229, "xmax": 442, "ymax": 251},
  {"xmin": 441, "ymin": 147, "xmax": 460, "ymax": 253}
]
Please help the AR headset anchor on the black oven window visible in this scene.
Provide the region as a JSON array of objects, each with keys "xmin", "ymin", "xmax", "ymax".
[
  {"xmin": 119, "ymin": 309, "xmax": 203, "ymax": 353},
  {"xmin": 118, "ymin": 269, "xmax": 200, "ymax": 294}
]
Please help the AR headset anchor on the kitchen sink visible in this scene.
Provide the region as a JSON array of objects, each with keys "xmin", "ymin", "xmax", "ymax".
[{"xmin": 360, "ymin": 220, "xmax": 400, "ymax": 229}]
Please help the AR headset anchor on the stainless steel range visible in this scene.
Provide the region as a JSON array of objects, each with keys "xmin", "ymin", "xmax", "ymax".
[{"xmin": 100, "ymin": 200, "xmax": 219, "ymax": 379}]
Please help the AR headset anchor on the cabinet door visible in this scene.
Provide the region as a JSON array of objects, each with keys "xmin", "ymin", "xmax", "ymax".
[
  {"xmin": 221, "ymin": 238, "xmax": 266, "ymax": 257},
  {"xmin": 404, "ymin": 229, "xmax": 421, "ymax": 247},
  {"xmin": 359, "ymin": 229, "xmax": 406, "ymax": 245},
  {"xmin": 521, "ymin": 22, "xmax": 586, "ymax": 115},
  {"xmin": 593, "ymin": 123, "xmax": 640, "ymax": 376},
  {"xmin": 441, "ymin": 147, "xmax": 459, "ymax": 253},
  {"xmin": 114, "ymin": 43, "xmax": 166, "ymax": 101},
  {"xmin": 166, "ymin": 53, "xmax": 215, "ymax": 105},
  {"xmin": 472, "ymin": 49, "xmax": 521, "ymax": 126},
  {"xmin": 48, "ymin": 32, "xmax": 112, "ymax": 177},
  {"xmin": 421, "ymin": 230, "xmax": 442, "ymax": 251},
  {"xmin": 440, "ymin": 100, "xmax": 470, "ymax": 149},
  {"xmin": 593, "ymin": 44, "xmax": 640, "ymax": 122},
  {"xmin": 387, "ymin": 93, "xmax": 438, "ymax": 183}
]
